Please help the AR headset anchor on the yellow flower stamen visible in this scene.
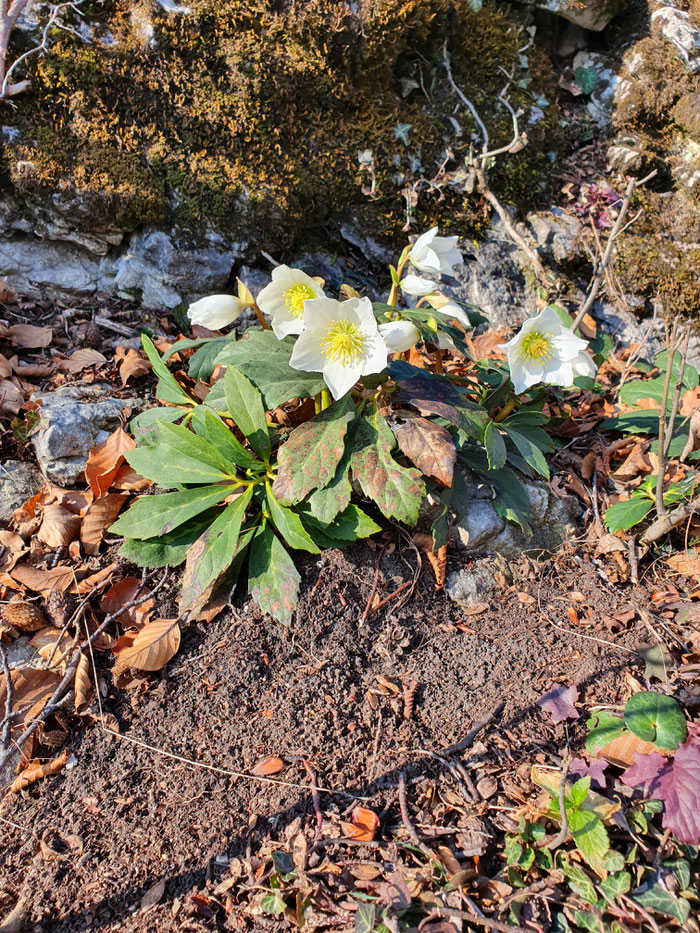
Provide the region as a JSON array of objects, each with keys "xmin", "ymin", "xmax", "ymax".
[
  {"xmin": 520, "ymin": 332, "xmax": 554, "ymax": 363},
  {"xmin": 321, "ymin": 320, "xmax": 365, "ymax": 364},
  {"xmin": 283, "ymin": 283, "xmax": 315, "ymax": 318}
]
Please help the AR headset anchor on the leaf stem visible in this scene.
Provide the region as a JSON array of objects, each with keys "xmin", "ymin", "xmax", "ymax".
[
  {"xmin": 320, "ymin": 388, "xmax": 331, "ymax": 411},
  {"xmin": 252, "ymin": 303, "xmax": 271, "ymax": 330},
  {"xmin": 494, "ymin": 396, "xmax": 517, "ymax": 423},
  {"xmin": 387, "ymin": 252, "xmax": 412, "ymax": 307}
]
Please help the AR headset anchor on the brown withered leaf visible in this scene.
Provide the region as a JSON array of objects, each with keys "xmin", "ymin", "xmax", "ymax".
[
  {"xmin": 100, "ymin": 577, "xmax": 153, "ymax": 626},
  {"xmin": 74, "ymin": 651, "xmax": 92, "ymax": 713},
  {"xmin": 613, "ymin": 441, "xmax": 652, "ymax": 481},
  {"xmin": 0, "ymin": 377, "xmax": 25, "ymax": 415},
  {"xmin": 114, "ymin": 345, "xmax": 151, "ymax": 385},
  {"xmin": 10, "ymin": 563, "xmax": 78, "ymax": 594},
  {"xmin": 341, "ymin": 806, "xmax": 379, "ymax": 841},
  {"xmin": 250, "ymin": 755, "xmax": 284, "ymax": 776},
  {"xmin": 11, "ymin": 751, "xmax": 70, "ymax": 792},
  {"xmin": 1, "ymin": 599, "xmax": 47, "ymax": 632},
  {"xmin": 666, "ymin": 550, "xmax": 700, "ymax": 577},
  {"xmin": 112, "ymin": 618, "xmax": 180, "ymax": 675},
  {"xmin": 392, "ymin": 413, "xmax": 455, "ymax": 487},
  {"xmin": 85, "ymin": 428, "xmax": 136, "ymax": 497},
  {"xmin": 5, "ymin": 324, "xmax": 53, "ymax": 348},
  {"xmin": 56, "ymin": 348, "xmax": 107, "ymax": 373},
  {"xmin": 80, "ymin": 494, "xmax": 128, "ymax": 555},
  {"xmin": 37, "ymin": 503, "xmax": 82, "ymax": 548},
  {"xmin": 30, "ymin": 627, "xmax": 74, "ymax": 671},
  {"xmin": 0, "ymin": 530, "xmax": 27, "ymax": 573},
  {"xmin": 598, "ymin": 730, "xmax": 673, "ymax": 768},
  {"xmin": 0, "ymin": 667, "xmax": 61, "ymax": 743},
  {"xmin": 111, "ymin": 463, "xmax": 151, "ymax": 492},
  {"xmin": 412, "ymin": 533, "xmax": 447, "ymax": 589}
]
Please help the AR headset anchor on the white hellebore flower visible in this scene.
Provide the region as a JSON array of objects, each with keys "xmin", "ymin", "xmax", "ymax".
[
  {"xmin": 187, "ymin": 294, "xmax": 248, "ymax": 330},
  {"xmin": 400, "ymin": 274, "xmax": 437, "ymax": 297},
  {"xmin": 409, "ymin": 227, "xmax": 461, "ymax": 277},
  {"xmin": 256, "ymin": 265, "xmax": 325, "ymax": 339},
  {"xmin": 426, "ymin": 296, "xmax": 472, "ymax": 330},
  {"xmin": 290, "ymin": 296, "xmax": 388, "ymax": 400},
  {"xmin": 379, "ymin": 319, "xmax": 420, "ymax": 353},
  {"xmin": 500, "ymin": 306, "xmax": 596, "ymax": 395}
]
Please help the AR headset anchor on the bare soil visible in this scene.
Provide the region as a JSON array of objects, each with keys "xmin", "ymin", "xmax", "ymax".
[{"xmin": 0, "ymin": 544, "xmax": 650, "ymax": 932}]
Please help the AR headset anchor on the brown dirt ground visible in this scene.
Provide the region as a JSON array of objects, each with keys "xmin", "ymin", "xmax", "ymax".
[{"xmin": 0, "ymin": 543, "xmax": 651, "ymax": 932}]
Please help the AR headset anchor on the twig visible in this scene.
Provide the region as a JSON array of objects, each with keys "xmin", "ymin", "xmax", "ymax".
[
  {"xmin": 361, "ymin": 546, "xmax": 384, "ymax": 624},
  {"xmin": 536, "ymin": 751, "xmax": 570, "ymax": 849},
  {"xmin": 656, "ymin": 319, "xmax": 679, "ymax": 520},
  {"xmin": 423, "ymin": 905, "xmax": 530, "ymax": 933},
  {"xmin": 664, "ymin": 325, "xmax": 690, "ymax": 458},
  {"xmin": 571, "ymin": 171, "xmax": 657, "ymax": 333},
  {"xmin": 440, "ymin": 701, "xmax": 505, "ymax": 756},
  {"xmin": 303, "ymin": 759, "xmax": 323, "ymax": 845},
  {"xmin": 0, "ymin": 645, "xmax": 12, "ymax": 753},
  {"xmin": 93, "ymin": 315, "xmax": 139, "ymax": 338},
  {"xmin": 640, "ymin": 499, "xmax": 698, "ymax": 545},
  {"xmin": 628, "ymin": 535, "xmax": 639, "ymax": 585},
  {"xmin": 367, "ymin": 579, "xmax": 411, "ymax": 617},
  {"xmin": 398, "ymin": 772, "xmax": 433, "ymax": 859}
]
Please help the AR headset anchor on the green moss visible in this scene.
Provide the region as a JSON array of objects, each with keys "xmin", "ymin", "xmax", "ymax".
[
  {"xmin": 5, "ymin": 0, "xmax": 563, "ymax": 251},
  {"xmin": 673, "ymin": 93, "xmax": 700, "ymax": 141}
]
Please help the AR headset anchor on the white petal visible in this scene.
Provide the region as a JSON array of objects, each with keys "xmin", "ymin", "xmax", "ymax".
[
  {"xmin": 361, "ymin": 332, "xmax": 389, "ymax": 375},
  {"xmin": 571, "ymin": 350, "xmax": 597, "ymax": 379},
  {"xmin": 533, "ymin": 306, "xmax": 566, "ymax": 335},
  {"xmin": 552, "ymin": 329, "xmax": 589, "ymax": 361},
  {"xmin": 271, "ymin": 315, "xmax": 303, "ymax": 339},
  {"xmin": 289, "ymin": 331, "xmax": 324, "ymax": 373},
  {"xmin": 187, "ymin": 295, "xmax": 245, "ymax": 330},
  {"xmin": 379, "ymin": 320, "xmax": 420, "ymax": 353},
  {"xmin": 434, "ymin": 301, "xmax": 471, "ymax": 329},
  {"xmin": 509, "ymin": 357, "xmax": 544, "ymax": 394},
  {"xmin": 542, "ymin": 356, "xmax": 574, "ymax": 387},
  {"xmin": 411, "ymin": 226, "xmax": 438, "ymax": 258},
  {"xmin": 301, "ymin": 297, "xmax": 348, "ymax": 331},
  {"xmin": 351, "ymin": 296, "xmax": 379, "ymax": 334},
  {"xmin": 323, "ymin": 359, "xmax": 362, "ymax": 400},
  {"xmin": 411, "ymin": 247, "xmax": 443, "ymax": 275},
  {"xmin": 401, "ymin": 274, "xmax": 437, "ymax": 296}
]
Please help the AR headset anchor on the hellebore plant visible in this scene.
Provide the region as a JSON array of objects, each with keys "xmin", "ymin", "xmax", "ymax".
[{"xmin": 114, "ymin": 228, "xmax": 597, "ymax": 623}]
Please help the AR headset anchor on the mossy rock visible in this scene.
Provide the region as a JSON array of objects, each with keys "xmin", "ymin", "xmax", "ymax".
[
  {"xmin": 3, "ymin": 0, "xmax": 563, "ymax": 255},
  {"xmin": 673, "ymin": 93, "xmax": 700, "ymax": 140}
]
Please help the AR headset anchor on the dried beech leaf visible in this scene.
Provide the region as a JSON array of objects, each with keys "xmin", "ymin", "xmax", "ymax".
[
  {"xmin": 10, "ymin": 564, "xmax": 77, "ymax": 594},
  {"xmin": 57, "ymin": 348, "xmax": 107, "ymax": 373},
  {"xmin": 37, "ymin": 503, "xmax": 81, "ymax": 548},
  {"xmin": 85, "ymin": 428, "xmax": 136, "ymax": 498},
  {"xmin": 30, "ymin": 627, "xmax": 73, "ymax": 671},
  {"xmin": 341, "ymin": 806, "xmax": 379, "ymax": 841},
  {"xmin": 80, "ymin": 494, "xmax": 128, "ymax": 555},
  {"xmin": 74, "ymin": 651, "xmax": 92, "ymax": 713},
  {"xmin": 251, "ymin": 755, "xmax": 284, "ymax": 776},
  {"xmin": 112, "ymin": 618, "xmax": 180, "ymax": 675},
  {"xmin": 6, "ymin": 324, "xmax": 53, "ymax": 348},
  {"xmin": 0, "ymin": 531, "xmax": 28, "ymax": 573},
  {"xmin": 11, "ymin": 751, "xmax": 70, "ymax": 792},
  {"xmin": 114, "ymin": 346, "xmax": 151, "ymax": 385},
  {"xmin": 100, "ymin": 577, "xmax": 152, "ymax": 626},
  {"xmin": 598, "ymin": 730, "xmax": 672, "ymax": 768}
]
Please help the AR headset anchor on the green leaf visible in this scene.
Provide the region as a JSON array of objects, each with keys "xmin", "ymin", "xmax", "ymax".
[
  {"xmin": 180, "ymin": 488, "xmax": 254, "ymax": 608},
  {"xmin": 141, "ymin": 334, "xmax": 194, "ymax": 407},
  {"xmin": 559, "ymin": 857, "xmax": 598, "ymax": 904},
  {"xmin": 464, "ymin": 453, "xmax": 534, "ymax": 534},
  {"xmin": 600, "ymin": 411, "xmax": 661, "ymax": 435},
  {"xmin": 568, "ymin": 776, "xmax": 591, "ymax": 809},
  {"xmin": 110, "ymin": 485, "xmax": 237, "ymax": 539},
  {"xmin": 351, "ymin": 407, "xmax": 425, "ymax": 524},
  {"xmin": 573, "ymin": 910, "xmax": 605, "ymax": 933},
  {"xmin": 666, "ymin": 859, "xmax": 691, "ymax": 890},
  {"xmin": 655, "ymin": 348, "xmax": 699, "ymax": 390},
  {"xmin": 272, "ymin": 395, "xmax": 356, "ymax": 504},
  {"xmin": 504, "ymin": 836, "xmax": 524, "ymax": 866},
  {"xmin": 585, "ymin": 711, "xmax": 626, "ymax": 754},
  {"xmin": 484, "ymin": 420, "xmax": 507, "ymax": 470},
  {"xmin": 624, "ymin": 691, "xmax": 687, "ymax": 750},
  {"xmin": 619, "ymin": 377, "xmax": 671, "ymax": 410},
  {"xmin": 155, "ymin": 420, "xmax": 235, "ymax": 472},
  {"xmin": 126, "ymin": 431, "xmax": 234, "ymax": 486},
  {"xmin": 117, "ymin": 513, "xmax": 217, "ymax": 567},
  {"xmin": 574, "ymin": 65, "xmax": 598, "ymax": 95},
  {"xmin": 223, "ymin": 366, "xmax": 270, "ymax": 460},
  {"xmin": 354, "ymin": 901, "xmax": 376, "ymax": 933},
  {"xmin": 568, "ymin": 809, "xmax": 609, "ymax": 874},
  {"xmin": 190, "ymin": 407, "xmax": 262, "ymax": 471},
  {"xmin": 162, "ymin": 335, "xmax": 229, "ymax": 382},
  {"xmin": 503, "ymin": 425, "xmax": 553, "ymax": 479},
  {"xmin": 604, "ymin": 496, "xmax": 653, "ymax": 533},
  {"xmin": 633, "ymin": 881, "xmax": 691, "ymax": 924},
  {"xmin": 260, "ymin": 892, "xmax": 286, "ymax": 917},
  {"xmin": 272, "ymin": 850, "xmax": 296, "ymax": 881},
  {"xmin": 215, "ymin": 331, "xmax": 326, "ymax": 408},
  {"xmin": 248, "ymin": 525, "xmax": 300, "ymax": 624},
  {"xmin": 266, "ymin": 487, "xmax": 320, "ymax": 553},
  {"xmin": 307, "ymin": 452, "xmax": 353, "ymax": 524},
  {"xmin": 130, "ymin": 406, "xmax": 188, "ymax": 440},
  {"xmin": 301, "ymin": 504, "xmax": 381, "ymax": 549}
]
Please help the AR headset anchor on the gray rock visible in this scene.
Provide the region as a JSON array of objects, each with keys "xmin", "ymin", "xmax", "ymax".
[
  {"xmin": 572, "ymin": 51, "xmax": 619, "ymax": 128},
  {"xmin": 651, "ymin": 7, "xmax": 700, "ymax": 73},
  {"xmin": 607, "ymin": 135, "xmax": 645, "ymax": 174},
  {"xmin": 0, "ymin": 461, "xmax": 44, "ymax": 523},
  {"xmin": 513, "ymin": 0, "xmax": 621, "ymax": 31},
  {"xmin": 527, "ymin": 209, "xmax": 583, "ymax": 264},
  {"xmin": 451, "ymin": 469, "xmax": 581, "ymax": 560},
  {"xmin": 30, "ymin": 384, "xmax": 143, "ymax": 485},
  {"xmin": 445, "ymin": 561, "xmax": 497, "ymax": 611},
  {"xmin": 4, "ymin": 636, "xmax": 43, "ymax": 671}
]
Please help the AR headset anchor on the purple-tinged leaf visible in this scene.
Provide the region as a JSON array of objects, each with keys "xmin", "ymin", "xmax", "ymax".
[
  {"xmin": 569, "ymin": 757, "xmax": 609, "ymax": 790},
  {"xmin": 622, "ymin": 742, "xmax": 700, "ymax": 844},
  {"xmin": 537, "ymin": 684, "xmax": 580, "ymax": 724},
  {"xmin": 621, "ymin": 752, "xmax": 669, "ymax": 795}
]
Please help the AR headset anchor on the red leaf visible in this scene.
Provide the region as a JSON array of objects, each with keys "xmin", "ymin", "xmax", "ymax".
[
  {"xmin": 622, "ymin": 742, "xmax": 700, "ymax": 844},
  {"xmin": 536, "ymin": 683, "xmax": 580, "ymax": 724}
]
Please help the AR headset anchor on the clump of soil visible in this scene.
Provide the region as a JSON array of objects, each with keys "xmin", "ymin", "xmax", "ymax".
[{"xmin": 0, "ymin": 544, "xmax": 649, "ymax": 932}]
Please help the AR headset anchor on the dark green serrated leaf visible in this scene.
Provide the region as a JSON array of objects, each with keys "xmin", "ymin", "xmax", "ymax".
[
  {"xmin": 351, "ymin": 408, "xmax": 425, "ymax": 524},
  {"xmin": 156, "ymin": 420, "xmax": 234, "ymax": 472},
  {"xmin": 266, "ymin": 487, "xmax": 320, "ymax": 553},
  {"xmin": 559, "ymin": 857, "xmax": 598, "ymax": 905},
  {"xmin": 190, "ymin": 407, "xmax": 262, "ymax": 471},
  {"xmin": 484, "ymin": 420, "xmax": 507, "ymax": 470},
  {"xmin": 503, "ymin": 425, "xmax": 553, "ymax": 478},
  {"xmin": 633, "ymin": 881, "xmax": 691, "ymax": 924},
  {"xmin": 141, "ymin": 334, "xmax": 194, "ymax": 407},
  {"xmin": 187, "ymin": 338, "xmax": 229, "ymax": 382},
  {"xmin": 130, "ymin": 406, "xmax": 188, "ymax": 440},
  {"xmin": 604, "ymin": 496, "xmax": 653, "ymax": 533},
  {"xmin": 179, "ymin": 488, "xmax": 254, "ymax": 610},
  {"xmin": 215, "ymin": 331, "xmax": 326, "ymax": 408},
  {"xmin": 117, "ymin": 512, "xmax": 217, "ymax": 567},
  {"xmin": 624, "ymin": 691, "xmax": 687, "ymax": 750},
  {"xmin": 223, "ymin": 365, "xmax": 270, "ymax": 459},
  {"xmin": 307, "ymin": 452, "xmax": 353, "ymax": 524},
  {"xmin": 126, "ymin": 433, "xmax": 233, "ymax": 486},
  {"xmin": 248, "ymin": 526, "xmax": 300, "ymax": 624},
  {"xmin": 273, "ymin": 395, "xmax": 355, "ymax": 504},
  {"xmin": 110, "ymin": 485, "xmax": 236, "ymax": 539}
]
